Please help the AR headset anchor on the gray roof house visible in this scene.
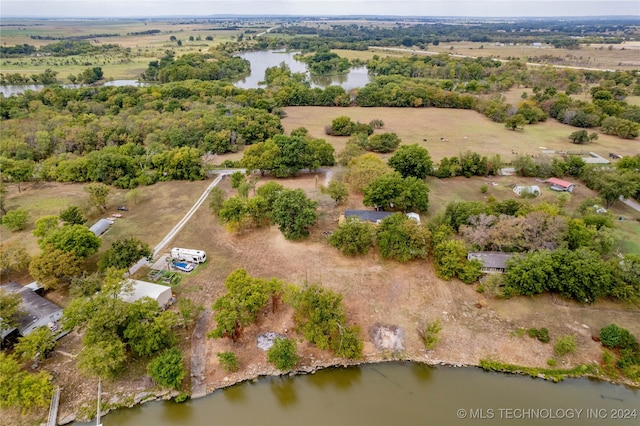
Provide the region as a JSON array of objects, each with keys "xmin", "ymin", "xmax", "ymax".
[
  {"xmin": 1, "ymin": 282, "xmax": 63, "ymax": 338},
  {"xmin": 89, "ymin": 218, "xmax": 112, "ymax": 236},
  {"xmin": 344, "ymin": 210, "xmax": 395, "ymax": 223},
  {"xmin": 467, "ymin": 252, "xmax": 516, "ymax": 274}
]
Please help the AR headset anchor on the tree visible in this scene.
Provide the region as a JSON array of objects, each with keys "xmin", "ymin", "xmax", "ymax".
[
  {"xmin": 377, "ymin": 213, "xmax": 430, "ymax": 262},
  {"xmin": 267, "ymin": 337, "xmax": 298, "ymax": 371},
  {"xmin": 77, "ymin": 339, "xmax": 127, "ymax": 379},
  {"xmin": 33, "ymin": 215, "xmax": 59, "ymax": 240},
  {"xmin": 1, "ymin": 159, "xmax": 34, "ymax": 193},
  {"xmin": 98, "ymin": 237, "xmax": 153, "ymax": 271},
  {"xmin": 1, "ymin": 208, "xmax": 28, "ymax": 232},
  {"xmin": 329, "ymin": 218, "xmax": 376, "ymax": 256},
  {"xmin": 433, "ymin": 239, "xmax": 469, "ymax": 280},
  {"xmin": 123, "ymin": 300, "xmax": 178, "ymax": 357},
  {"xmin": 85, "ymin": 182, "xmax": 110, "ymax": 210},
  {"xmin": 209, "ymin": 187, "xmax": 226, "ymax": 216},
  {"xmin": 13, "ymin": 326, "xmax": 56, "ymax": 362},
  {"xmin": 70, "ymin": 272, "xmax": 103, "ymax": 298},
  {"xmin": 287, "ymin": 284, "xmax": 363, "ymax": 359},
  {"xmin": 217, "ymin": 351, "xmax": 239, "ymax": 372},
  {"xmin": 321, "ymin": 180, "xmax": 349, "ymax": 205},
  {"xmin": 345, "ymin": 153, "xmax": 392, "ymax": 193},
  {"xmin": 270, "ymin": 189, "xmax": 318, "ymax": 240},
  {"xmin": 505, "ymin": 114, "xmax": 526, "ymax": 131},
  {"xmin": 0, "ymin": 289, "xmax": 23, "ymax": 333},
  {"xmin": 29, "ymin": 248, "xmax": 84, "ymax": 290},
  {"xmin": 0, "ymin": 183, "xmax": 7, "ymax": 215},
  {"xmin": 125, "ymin": 188, "xmax": 142, "ymax": 205},
  {"xmin": 363, "ymin": 172, "xmax": 430, "ymax": 213},
  {"xmin": 366, "ymin": 133, "xmax": 401, "ymax": 153},
  {"xmin": 59, "ymin": 206, "xmax": 86, "ymax": 225},
  {"xmin": 148, "ymin": 347, "xmax": 186, "ymax": 389},
  {"xmin": 388, "ymin": 144, "xmax": 433, "ymax": 179},
  {"xmin": 569, "ymin": 129, "xmax": 591, "ymax": 144},
  {"xmin": 177, "ymin": 298, "xmax": 204, "ymax": 328},
  {"xmin": 0, "ymin": 353, "xmax": 54, "ymax": 411},
  {"xmin": 40, "ymin": 224, "xmax": 101, "ymax": 258},
  {"xmin": 208, "ymin": 269, "xmax": 272, "ymax": 342},
  {"xmin": 590, "ymin": 171, "xmax": 639, "ymax": 208},
  {"xmin": 0, "ymin": 244, "xmax": 30, "ymax": 281}
]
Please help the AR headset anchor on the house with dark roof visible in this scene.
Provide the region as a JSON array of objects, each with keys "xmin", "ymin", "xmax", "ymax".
[
  {"xmin": 467, "ymin": 252, "xmax": 516, "ymax": 274},
  {"xmin": 547, "ymin": 178, "xmax": 575, "ymax": 193},
  {"xmin": 343, "ymin": 210, "xmax": 395, "ymax": 224},
  {"xmin": 0, "ymin": 283, "xmax": 63, "ymax": 344}
]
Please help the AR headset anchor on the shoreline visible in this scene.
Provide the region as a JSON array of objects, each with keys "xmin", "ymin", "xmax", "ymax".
[{"xmin": 65, "ymin": 351, "xmax": 639, "ymax": 425}]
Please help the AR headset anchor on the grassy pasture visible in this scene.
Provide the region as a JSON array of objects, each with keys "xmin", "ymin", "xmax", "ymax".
[
  {"xmin": 281, "ymin": 106, "xmax": 640, "ymax": 162},
  {"xmin": 0, "ymin": 179, "xmax": 212, "ymax": 259}
]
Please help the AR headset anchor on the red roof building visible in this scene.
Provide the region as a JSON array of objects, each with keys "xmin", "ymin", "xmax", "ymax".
[{"xmin": 547, "ymin": 178, "xmax": 575, "ymax": 192}]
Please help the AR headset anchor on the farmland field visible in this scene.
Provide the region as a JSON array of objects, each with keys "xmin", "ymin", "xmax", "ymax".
[{"xmin": 281, "ymin": 106, "xmax": 640, "ymax": 162}]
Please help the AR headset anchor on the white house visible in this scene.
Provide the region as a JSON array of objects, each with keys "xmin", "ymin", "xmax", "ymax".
[{"xmin": 119, "ymin": 279, "xmax": 173, "ymax": 309}]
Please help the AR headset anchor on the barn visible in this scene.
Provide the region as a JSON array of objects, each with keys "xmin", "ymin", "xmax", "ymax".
[
  {"xmin": 119, "ymin": 279, "xmax": 173, "ymax": 309},
  {"xmin": 89, "ymin": 218, "xmax": 112, "ymax": 236}
]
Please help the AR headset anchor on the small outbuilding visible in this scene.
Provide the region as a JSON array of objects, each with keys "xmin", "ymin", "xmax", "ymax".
[
  {"xmin": 546, "ymin": 178, "xmax": 575, "ymax": 193},
  {"xmin": 119, "ymin": 279, "xmax": 173, "ymax": 309},
  {"xmin": 467, "ymin": 252, "xmax": 516, "ymax": 274},
  {"xmin": 513, "ymin": 185, "xmax": 541, "ymax": 197},
  {"xmin": 89, "ymin": 218, "xmax": 112, "ymax": 236},
  {"xmin": 0, "ymin": 282, "xmax": 63, "ymax": 339}
]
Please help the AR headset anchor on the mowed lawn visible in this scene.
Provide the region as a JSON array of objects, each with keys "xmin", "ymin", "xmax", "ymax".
[{"xmin": 281, "ymin": 106, "xmax": 640, "ymax": 162}]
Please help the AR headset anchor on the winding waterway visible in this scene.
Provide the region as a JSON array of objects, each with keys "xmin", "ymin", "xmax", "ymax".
[{"xmin": 75, "ymin": 362, "xmax": 639, "ymax": 426}]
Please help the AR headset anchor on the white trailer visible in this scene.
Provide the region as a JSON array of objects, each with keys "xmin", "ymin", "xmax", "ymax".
[{"xmin": 170, "ymin": 247, "xmax": 207, "ymax": 263}]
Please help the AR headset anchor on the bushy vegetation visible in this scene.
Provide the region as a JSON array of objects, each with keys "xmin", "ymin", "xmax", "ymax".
[
  {"xmin": 419, "ymin": 318, "xmax": 442, "ymax": 350},
  {"xmin": 217, "ymin": 352, "xmax": 239, "ymax": 372},
  {"xmin": 267, "ymin": 337, "xmax": 299, "ymax": 371},
  {"xmin": 287, "ymin": 283, "xmax": 363, "ymax": 359},
  {"xmin": 599, "ymin": 324, "xmax": 640, "ymax": 380},
  {"xmin": 148, "ymin": 348, "xmax": 186, "ymax": 389}
]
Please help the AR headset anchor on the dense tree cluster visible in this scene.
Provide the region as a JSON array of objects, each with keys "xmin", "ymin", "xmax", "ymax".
[
  {"xmin": 62, "ymin": 270, "xmax": 181, "ymax": 378},
  {"xmin": 297, "ymin": 48, "xmax": 351, "ymax": 76},
  {"xmin": 141, "ymin": 51, "xmax": 250, "ymax": 83}
]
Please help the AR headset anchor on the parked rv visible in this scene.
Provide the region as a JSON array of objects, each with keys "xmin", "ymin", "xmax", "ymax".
[{"xmin": 170, "ymin": 247, "xmax": 207, "ymax": 263}]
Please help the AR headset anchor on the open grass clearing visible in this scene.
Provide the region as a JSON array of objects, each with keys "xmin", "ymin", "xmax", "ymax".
[{"xmin": 281, "ymin": 106, "xmax": 640, "ymax": 163}]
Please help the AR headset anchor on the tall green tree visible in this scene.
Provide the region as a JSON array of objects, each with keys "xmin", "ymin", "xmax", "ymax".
[
  {"xmin": 40, "ymin": 224, "xmax": 101, "ymax": 258},
  {"xmin": 59, "ymin": 206, "xmax": 86, "ymax": 225},
  {"xmin": 267, "ymin": 337, "xmax": 298, "ymax": 371},
  {"xmin": 329, "ymin": 218, "xmax": 376, "ymax": 256},
  {"xmin": 13, "ymin": 327, "xmax": 56, "ymax": 362},
  {"xmin": 98, "ymin": 237, "xmax": 153, "ymax": 271},
  {"xmin": 0, "ymin": 244, "xmax": 31, "ymax": 281},
  {"xmin": 33, "ymin": 215, "xmax": 60, "ymax": 240},
  {"xmin": 0, "ymin": 289, "xmax": 23, "ymax": 333},
  {"xmin": 270, "ymin": 189, "xmax": 318, "ymax": 240},
  {"xmin": 363, "ymin": 172, "xmax": 430, "ymax": 213},
  {"xmin": 321, "ymin": 180, "xmax": 349, "ymax": 205},
  {"xmin": 84, "ymin": 182, "xmax": 110, "ymax": 210},
  {"xmin": 377, "ymin": 213, "xmax": 431, "ymax": 262},
  {"xmin": 388, "ymin": 144, "xmax": 433, "ymax": 179},
  {"xmin": 0, "ymin": 352, "xmax": 54, "ymax": 411},
  {"xmin": 29, "ymin": 248, "xmax": 84, "ymax": 290},
  {"xmin": 1, "ymin": 209, "xmax": 28, "ymax": 232}
]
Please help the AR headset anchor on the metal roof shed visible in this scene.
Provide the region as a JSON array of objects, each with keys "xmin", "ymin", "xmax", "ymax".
[
  {"xmin": 119, "ymin": 280, "xmax": 173, "ymax": 309},
  {"xmin": 89, "ymin": 218, "xmax": 112, "ymax": 236}
]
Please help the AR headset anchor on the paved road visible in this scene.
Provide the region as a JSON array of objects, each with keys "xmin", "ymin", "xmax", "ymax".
[
  {"xmin": 620, "ymin": 196, "xmax": 640, "ymax": 214},
  {"xmin": 190, "ymin": 310, "xmax": 210, "ymax": 398}
]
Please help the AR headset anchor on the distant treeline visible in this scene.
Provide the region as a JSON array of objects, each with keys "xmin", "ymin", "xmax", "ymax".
[
  {"xmin": 1, "ymin": 40, "xmax": 123, "ymax": 58},
  {"xmin": 30, "ymin": 33, "xmax": 120, "ymax": 40},
  {"xmin": 126, "ymin": 29, "xmax": 161, "ymax": 36}
]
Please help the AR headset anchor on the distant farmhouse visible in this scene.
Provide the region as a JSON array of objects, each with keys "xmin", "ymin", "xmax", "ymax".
[
  {"xmin": 1, "ymin": 282, "xmax": 63, "ymax": 346},
  {"xmin": 547, "ymin": 178, "xmax": 575, "ymax": 193},
  {"xmin": 468, "ymin": 252, "xmax": 516, "ymax": 274}
]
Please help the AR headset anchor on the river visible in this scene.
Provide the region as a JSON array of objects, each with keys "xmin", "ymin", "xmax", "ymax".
[
  {"xmin": 75, "ymin": 362, "xmax": 639, "ymax": 426},
  {"xmin": 1, "ymin": 51, "xmax": 370, "ymax": 96}
]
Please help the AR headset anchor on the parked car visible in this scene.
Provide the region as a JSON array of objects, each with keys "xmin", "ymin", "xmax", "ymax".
[{"xmin": 117, "ymin": 205, "xmax": 128, "ymax": 211}]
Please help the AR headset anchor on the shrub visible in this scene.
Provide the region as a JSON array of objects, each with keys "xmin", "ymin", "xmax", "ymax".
[
  {"xmin": 2, "ymin": 209, "xmax": 28, "ymax": 231},
  {"xmin": 147, "ymin": 348, "xmax": 185, "ymax": 389},
  {"xmin": 419, "ymin": 318, "xmax": 442, "ymax": 350},
  {"xmin": 267, "ymin": 337, "xmax": 298, "ymax": 371},
  {"xmin": 554, "ymin": 335, "xmax": 577, "ymax": 356},
  {"xmin": 480, "ymin": 184, "xmax": 488, "ymax": 194},
  {"xmin": 527, "ymin": 327, "xmax": 550, "ymax": 343},
  {"xmin": 328, "ymin": 218, "xmax": 376, "ymax": 256},
  {"xmin": 217, "ymin": 351, "xmax": 238, "ymax": 372},
  {"xmin": 599, "ymin": 324, "xmax": 639, "ymax": 351}
]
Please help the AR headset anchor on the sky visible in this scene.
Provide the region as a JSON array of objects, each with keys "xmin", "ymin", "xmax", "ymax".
[{"xmin": 1, "ymin": 0, "xmax": 639, "ymax": 18}]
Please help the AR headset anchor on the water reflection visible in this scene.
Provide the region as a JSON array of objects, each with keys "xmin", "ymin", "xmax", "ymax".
[
  {"xmin": 222, "ymin": 382, "xmax": 247, "ymax": 403},
  {"xmin": 236, "ymin": 51, "xmax": 371, "ymax": 91},
  {"xmin": 410, "ymin": 362, "xmax": 434, "ymax": 382},
  {"xmin": 269, "ymin": 376, "xmax": 298, "ymax": 408},
  {"xmin": 307, "ymin": 365, "xmax": 362, "ymax": 391}
]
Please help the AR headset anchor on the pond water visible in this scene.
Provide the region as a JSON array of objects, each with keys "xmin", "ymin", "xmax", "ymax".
[
  {"xmin": 235, "ymin": 50, "xmax": 371, "ymax": 90},
  {"xmin": 0, "ymin": 80, "xmax": 148, "ymax": 97},
  {"xmin": 75, "ymin": 362, "xmax": 639, "ymax": 426}
]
